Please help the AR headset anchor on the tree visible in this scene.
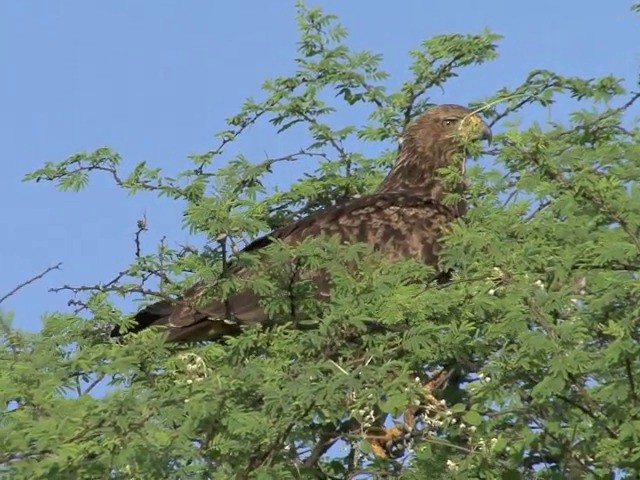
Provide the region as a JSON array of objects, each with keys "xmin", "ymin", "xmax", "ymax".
[{"xmin": 3, "ymin": 2, "xmax": 640, "ymax": 478}]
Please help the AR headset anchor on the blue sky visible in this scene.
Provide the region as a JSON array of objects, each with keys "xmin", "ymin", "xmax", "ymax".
[{"xmin": 1, "ymin": 1, "xmax": 638, "ymax": 332}]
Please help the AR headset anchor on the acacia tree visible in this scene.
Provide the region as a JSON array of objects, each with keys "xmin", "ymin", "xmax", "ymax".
[{"xmin": 3, "ymin": 3, "xmax": 640, "ymax": 478}]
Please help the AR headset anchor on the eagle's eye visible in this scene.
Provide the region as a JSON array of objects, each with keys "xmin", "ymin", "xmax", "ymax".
[{"xmin": 442, "ymin": 118, "xmax": 459, "ymax": 127}]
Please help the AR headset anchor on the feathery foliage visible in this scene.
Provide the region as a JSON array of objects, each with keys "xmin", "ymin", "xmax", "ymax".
[{"xmin": 5, "ymin": 2, "xmax": 640, "ymax": 478}]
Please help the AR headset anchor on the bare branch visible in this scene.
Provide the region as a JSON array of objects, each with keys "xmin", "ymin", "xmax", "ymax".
[
  {"xmin": 626, "ymin": 358, "xmax": 638, "ymax": 405},
  {"xmin": 0, "ymin": 263, "xmax": 62, "ymax": 305},
  {"xmin": 134, "ymin": 214, "xmax": 148, "ymax": 258}
]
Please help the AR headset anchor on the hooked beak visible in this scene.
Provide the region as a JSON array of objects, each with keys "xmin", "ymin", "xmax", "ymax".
[{"xmin": 462, "ymin": 114, "xmax": 492, "ymax": 145}]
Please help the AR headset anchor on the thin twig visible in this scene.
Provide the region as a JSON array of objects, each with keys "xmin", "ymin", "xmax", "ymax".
[
  {"xmin": 83, "ymin": 374, "xmax": 106, "ymax": 396},
  {"xmin": 242, "ymin": 402, "xmax": 317, "ymax": 478},
  {"xmin": 134, "ymin": 214, "xmax": 148, "ymax": 258},
  {"xmin": 0, "ymin": 263, "xmax": 62, "ymax": 305},
  {"xmin": 626, "ymin": 358, "xmax": 638, "ymax": 405}
]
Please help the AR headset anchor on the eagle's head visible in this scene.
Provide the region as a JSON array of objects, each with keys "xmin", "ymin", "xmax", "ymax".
[
  {"xmin": 405, "ymin": 104, "xmax": 492, "ymax": 169},
  {"xmin": 378, "ymin": 104, "xmax": 491, "ymax": 198}
]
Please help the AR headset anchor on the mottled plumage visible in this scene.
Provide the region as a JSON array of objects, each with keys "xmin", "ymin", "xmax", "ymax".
[{"xmin": 112, "ymin": 105, "xmax": 491, "ymax": 342}]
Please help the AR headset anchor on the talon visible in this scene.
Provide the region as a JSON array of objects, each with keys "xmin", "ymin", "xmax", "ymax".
[
  {"xmin": 365, "ymin": 369, "xmax": 456, "ymax": 459},
  {"xmin": 367, "ymin": 425, "xmax": 410, "ymax": 459}
]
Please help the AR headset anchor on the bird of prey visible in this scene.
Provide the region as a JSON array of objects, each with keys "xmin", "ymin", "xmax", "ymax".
[{"xmin": 112, "ymin": 104, "xmax": 491, "ymax": 342}]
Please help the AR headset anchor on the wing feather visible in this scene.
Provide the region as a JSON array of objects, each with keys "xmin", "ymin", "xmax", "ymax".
[{"xmin": 112, "ymin": 192, "xmax": 456, "ymax": 341}]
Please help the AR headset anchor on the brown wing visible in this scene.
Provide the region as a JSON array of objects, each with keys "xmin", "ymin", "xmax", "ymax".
[{"xmin": 112, "ymin": 192, "xmax": 456, "ymax": 342}]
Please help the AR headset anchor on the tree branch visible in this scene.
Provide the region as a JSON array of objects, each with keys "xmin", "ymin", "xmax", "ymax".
[{"xmin": 0, "ymin": 263, "xmax": 62, "ymax": 305}]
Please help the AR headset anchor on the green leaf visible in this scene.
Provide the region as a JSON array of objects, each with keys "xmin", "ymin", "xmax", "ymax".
[{"xmin": 463, "ymin": 410, "xmax": 484, "ymax": 426}]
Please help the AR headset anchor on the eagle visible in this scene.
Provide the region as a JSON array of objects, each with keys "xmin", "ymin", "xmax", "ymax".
[{"xmin": 112, "ymin": 105, "xmax": 491, "ymax": 342}]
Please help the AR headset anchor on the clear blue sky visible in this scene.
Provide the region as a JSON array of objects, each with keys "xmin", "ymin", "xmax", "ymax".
[{"xmin": 1, "ymin": 1, "xmax": 638, "ymax": 332}]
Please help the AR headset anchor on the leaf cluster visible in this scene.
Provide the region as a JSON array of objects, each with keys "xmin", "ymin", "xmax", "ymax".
[{"xmin": 6, "ymin": 2, "xmax": 640, "ymax": 479}]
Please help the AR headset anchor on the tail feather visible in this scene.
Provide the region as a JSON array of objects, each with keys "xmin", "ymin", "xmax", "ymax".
[
  {"xmin": 111, "ymin": 290, "xmax": 272, "ymax": 342},
  {"xmin": 112, "ymin": 266, "xmax": 331, "ymax": 342}
]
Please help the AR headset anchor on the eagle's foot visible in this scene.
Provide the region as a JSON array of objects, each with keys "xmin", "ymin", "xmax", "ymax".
[
  {"xmin": 367, "ymin": 369, "xmax": 454, "ymax": 459},
  {"xmin": 367, "ymin": 424, "xmax": 412, "ymax": 459}
]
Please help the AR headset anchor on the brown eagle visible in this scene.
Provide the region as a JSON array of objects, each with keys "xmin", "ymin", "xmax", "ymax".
[{"xmin": 112, "ymin": 105, "xmax": 491, "ymax": 342}]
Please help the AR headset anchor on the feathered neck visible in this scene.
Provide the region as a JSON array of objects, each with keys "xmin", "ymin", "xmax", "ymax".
[{"xmin": 375, "ymin": 134, "xmax": 467, "ymax": 216}]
